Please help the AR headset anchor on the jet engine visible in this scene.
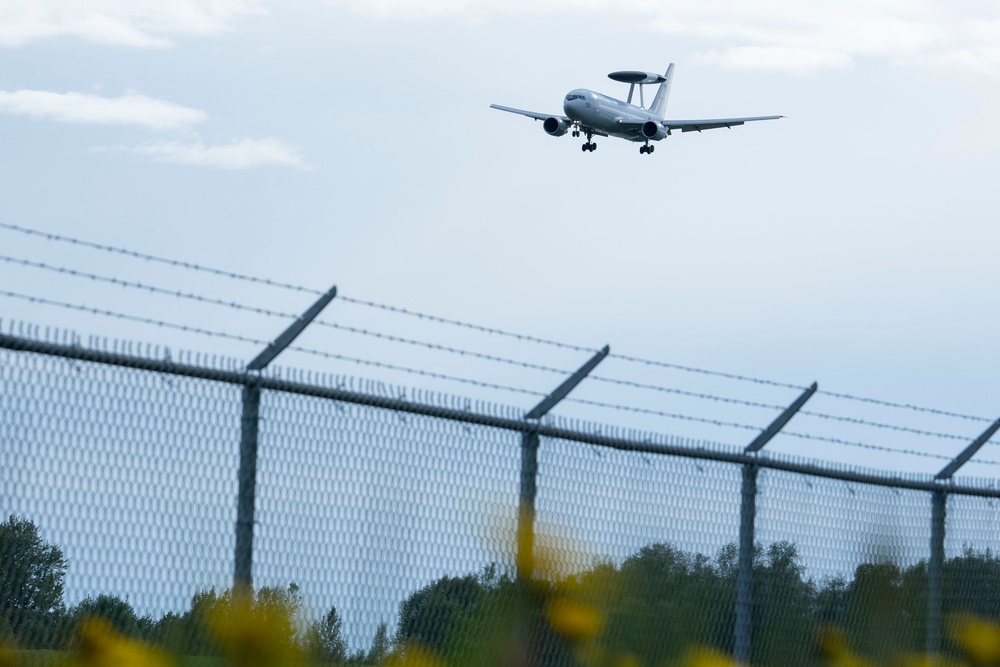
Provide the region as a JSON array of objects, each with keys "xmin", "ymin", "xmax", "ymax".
[
  {"xmin": 543, "ymin": 117, "xmax": 570, "ymax": 137},
  {"xmin": 642, "ymin": 121, "xmax": 668, "ymax": 141}
]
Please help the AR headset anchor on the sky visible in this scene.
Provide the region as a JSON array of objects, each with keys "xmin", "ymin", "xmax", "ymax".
[
  {"xmin": 2, "ymin": 0, "xmax": 1000, "ymax": 469},
  {"xmin": 2, "ymin": 0, "xmax": 1000, "ymax": 637}
]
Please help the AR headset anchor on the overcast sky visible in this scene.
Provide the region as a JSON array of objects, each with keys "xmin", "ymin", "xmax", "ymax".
[{"xmin": 2, "ymin": 1, "xmax": 1000, "ymax": 476}]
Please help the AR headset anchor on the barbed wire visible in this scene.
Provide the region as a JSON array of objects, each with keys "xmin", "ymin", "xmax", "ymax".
[
  {"xmin": 0, "ymin": 254, "xmax": 295, "ymax": 320},
  {"xmin": 3, "ymin": 287, "xmax": 996, "ymax": 466},
  {"xmin": 608, "ymin": 352, "xmax": 805, "ymax": 390},
  {"xmin": 0, "ymin": 289, "xmax": 267, "ymax": 347},
  {"xmin": 0, "ymin": 289, "xmax": 546, "ymax": 399},
  {"xmin": 335, "ymin": 295, "xmax": 595, "ymax": 353},
  {"xmin": 0, "ymin": 222, "xmax": 324, "ymax": 296},
  {"xmin": 815, "ymin": 390, "xmax": 991, "ymax": 423},
  {"xmin": 0, "ymin": 254, "xmax": 982, "ymax": 443},
  {"xmin": 780, "ymin": 431, "xmax": 1000, "ymax": 466},
  {"xmin": 560, "ymin": 394, "xmax": 1000, "ymax": 465},
  {"xmin": 1, "ymin": 221, "xmax": 993, "ymax": 424}
]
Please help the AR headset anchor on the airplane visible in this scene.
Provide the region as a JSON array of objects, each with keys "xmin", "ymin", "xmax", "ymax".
[{"xmin": 491, "ymin": 64, "xmax": 782, "ymax": 155}]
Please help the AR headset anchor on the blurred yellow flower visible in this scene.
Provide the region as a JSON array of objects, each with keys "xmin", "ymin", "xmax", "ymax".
[
  {"xmin": 678, "ymin": 646, "xmax": 745, "ymax": 667},
  {"xmin": 0, "ymin": 642, "xmax": 21, "ymax": 667},
  {"xmin": 815, "ymin": 625, "xmax": 877, "ymax": 667},
  {"xmin": 545, "ymin": 596, "xmax": 603, "ymax": 643},
  {"xmin": 206, "ymin": 590, "xmax": 305, "ymax": 667},
  {"xmin": 949, "ymin": 613, "xmax": 1000, "ymax": 666},
  {"xmin": 71, "ymin": 618, "xmax": 174, "ymax": 667}
]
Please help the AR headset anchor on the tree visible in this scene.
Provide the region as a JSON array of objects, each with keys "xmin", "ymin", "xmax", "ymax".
[
  {"xmin": 367, "ymin": 621, "xmax": 391, "ymax": 665},
  {"xmin": 395, "ymin": 575, "xmax": 483, "ymax": 654},
  {"xmin": 70, "ymin": 594, "xmax": 142, "ymax": 638},
  {"xmin": 0, "ymin": 515, "xmax": 68, "ymax": 647},
  {"xmin": 307, "ymin": 605, "xmax": 347, "ymax": 664}
]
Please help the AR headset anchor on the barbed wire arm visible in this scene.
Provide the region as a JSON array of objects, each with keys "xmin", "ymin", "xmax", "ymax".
[{"xmin": 247, "ymin": 285, "xmax": 338, "ymax": 371}]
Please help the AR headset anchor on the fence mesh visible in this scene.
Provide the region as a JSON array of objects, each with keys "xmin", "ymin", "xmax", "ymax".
[{"xmin": 3, "ymin": 339, "xmax": 1000, "ymax": 665}]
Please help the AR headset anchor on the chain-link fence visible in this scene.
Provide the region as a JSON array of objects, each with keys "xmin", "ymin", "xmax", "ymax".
[{"xmin": 3, "ymin": 332, "xmax": 1000, "ymax": 666}]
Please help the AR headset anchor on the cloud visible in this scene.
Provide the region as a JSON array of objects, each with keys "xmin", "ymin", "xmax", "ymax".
[
  {"xmin": 698, "ymin": 47, "xmax": 855, "ymax": 75},
  {"xmin": 0, "ymin": 90, "xmax": 207, "ymax": 130},
  {"xmin": 0, "ymin": 0, "xmax": 265, "ymax": 48},
  {"xmin": 324, "ymin": 0, "xmax": 1000, "ymax": 75},
  {"xmin": 114, "ymin": 138, "xmax": 312, "ymax": 170}
]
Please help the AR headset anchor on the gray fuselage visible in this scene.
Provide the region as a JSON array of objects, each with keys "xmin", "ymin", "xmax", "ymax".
[{"xmin": 563, "ymin": 89, "xmax": 658, "ymax": 142}]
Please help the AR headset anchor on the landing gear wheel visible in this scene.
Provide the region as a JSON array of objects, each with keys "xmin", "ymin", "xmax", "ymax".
[
  {"xmin": 591, "ymin": 142, "xmax": 597, "ymax": 151},
  {"xmin": 640, "ymin": 145, "xmax": 647, "ymax": 154},
  {"xmin": 582, "ymin": 143, "xmax": 589, "ymax": 152},
  {"xmin": 649, "ymin": 145, "xmax": 655, "ymax": 153}
]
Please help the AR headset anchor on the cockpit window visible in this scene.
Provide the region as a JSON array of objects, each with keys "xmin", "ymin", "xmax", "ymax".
[{"xmin": 565, "ymin": 94, "xmax": 584, "ymax": 101}]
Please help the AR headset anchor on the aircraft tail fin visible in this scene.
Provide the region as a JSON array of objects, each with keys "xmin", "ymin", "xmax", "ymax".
[{"xmin": 649, "ymin": 64, "xmax": 674, "ymax": 117}]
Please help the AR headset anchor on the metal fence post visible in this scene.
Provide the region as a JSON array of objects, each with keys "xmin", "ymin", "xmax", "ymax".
[
  {"xmin": 927, "ymin": 489, "xmax": 946, "ymax": 654},
  {"xmin": 518, "ymin": 430, "xmax": 539, "ymax": 580},
  {"xmin": 735, "ymin": 462, "xmax": 758, "ymax": 662},
  {"xmin": 733, "ymin": 382, "xmax": 817, "ymax": 664},
  {"xmin": 232, "ymin": 285, "xmax": 337, "ymax": 591},
  {"xmin": 516, "ymin": 345, "xmax": 609, "ymax": 582},
  {"xmin": 234, "ymin": 380, "xmax": 261, "ymax": 589},
  {"xmin": 927, "ymin": 418, "xmax": 1000, "ymax": 654}
]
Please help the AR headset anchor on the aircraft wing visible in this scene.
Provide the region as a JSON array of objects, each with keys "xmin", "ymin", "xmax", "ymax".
[
  {"xmin": 661, "ymin": 115, "xmax": 783, "ymax": 132},
  {"xmin": 490, "ymin": 104, "xmax": 566, "ymax": 122},
  {"xmin": 490, "ymin": 104, "xmax": 609, "ymax": 137}
]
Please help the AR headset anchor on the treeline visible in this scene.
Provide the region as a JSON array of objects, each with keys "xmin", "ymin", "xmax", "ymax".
[
  {"xmin": 4, "ymin": 515, "xmax": 1000, "ymax": 665},
  {"xmin": 392, "ymin": 542, "xmax": 1000, "ymax": 665}
]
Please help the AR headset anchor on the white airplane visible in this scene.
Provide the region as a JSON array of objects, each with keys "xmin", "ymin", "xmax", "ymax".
[{"xmin": 491, "ymin": 64, "xmax": 782, "ymax": 155}]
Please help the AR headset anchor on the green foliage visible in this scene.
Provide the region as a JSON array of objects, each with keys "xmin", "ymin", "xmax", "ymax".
[
  {"xmin": 70, "ymin": 594, "xmax": 143, "ymax": 638},
  {"xmin": 0, "ymin": 515, "xmax": 68, "ymax": 649},
  {"xmin": 396, "ymin": 574, "xmax": 485, "ymax": 655},
  {"xmin": 366, "ymin": 621, "xmax": 390, "ymax": 665},
  {"xmin": 306, "ymin": 606, "xmax": 347, "ymax": 664},
  {"xmin": 10, "ymin": 513, "xmax": 1000, "ymax": 665}
]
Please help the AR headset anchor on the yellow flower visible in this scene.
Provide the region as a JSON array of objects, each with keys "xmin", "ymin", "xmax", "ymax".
[
  {"xmin": 678, "ymin": 646, "xmax": 745, "ymax": 667},
  {"xmin": 948, "ymin": 613, "xmax": 1000, "ymax": 666},
  {"xmin": 814, "ymin": 625, "xmax": 876, "ymax": 667},
  {"xmin": 0, "ymin": 642, "xmax": 21, "ymax": 667},
  {"xmin": 545, "ymin": 596, "xmax": 603, "ymax": 643},
  {"xmin": 71, "ymin": 617, "xmax": 174, "ymax": 667},
  {"xmin": 206, "ymin": 591, "xmax": 305, "ymax": 667}
]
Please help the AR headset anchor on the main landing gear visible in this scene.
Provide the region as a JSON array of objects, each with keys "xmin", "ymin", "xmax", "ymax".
[
  {"xmin": 581, "ymin": 131, "xmax": 596, "ymax": 152},
  {"xmin": 639, "ymin": 143, "xmax": 655, "ymax": 155}
]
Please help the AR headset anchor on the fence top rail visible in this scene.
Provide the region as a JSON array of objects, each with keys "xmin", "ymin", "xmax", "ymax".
[{"xmin": 4, "ymin": 332, "xmax": 1000, "ymax": 499}]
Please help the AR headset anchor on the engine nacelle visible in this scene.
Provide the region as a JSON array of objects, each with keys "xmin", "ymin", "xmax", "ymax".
[
  {"xmin": 642, "ymin": 121, "xmax": 668, "ymax": 141},
  {"xmin": 543, "ymin": 117, "xmax": 570, "ymax": 137}
]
